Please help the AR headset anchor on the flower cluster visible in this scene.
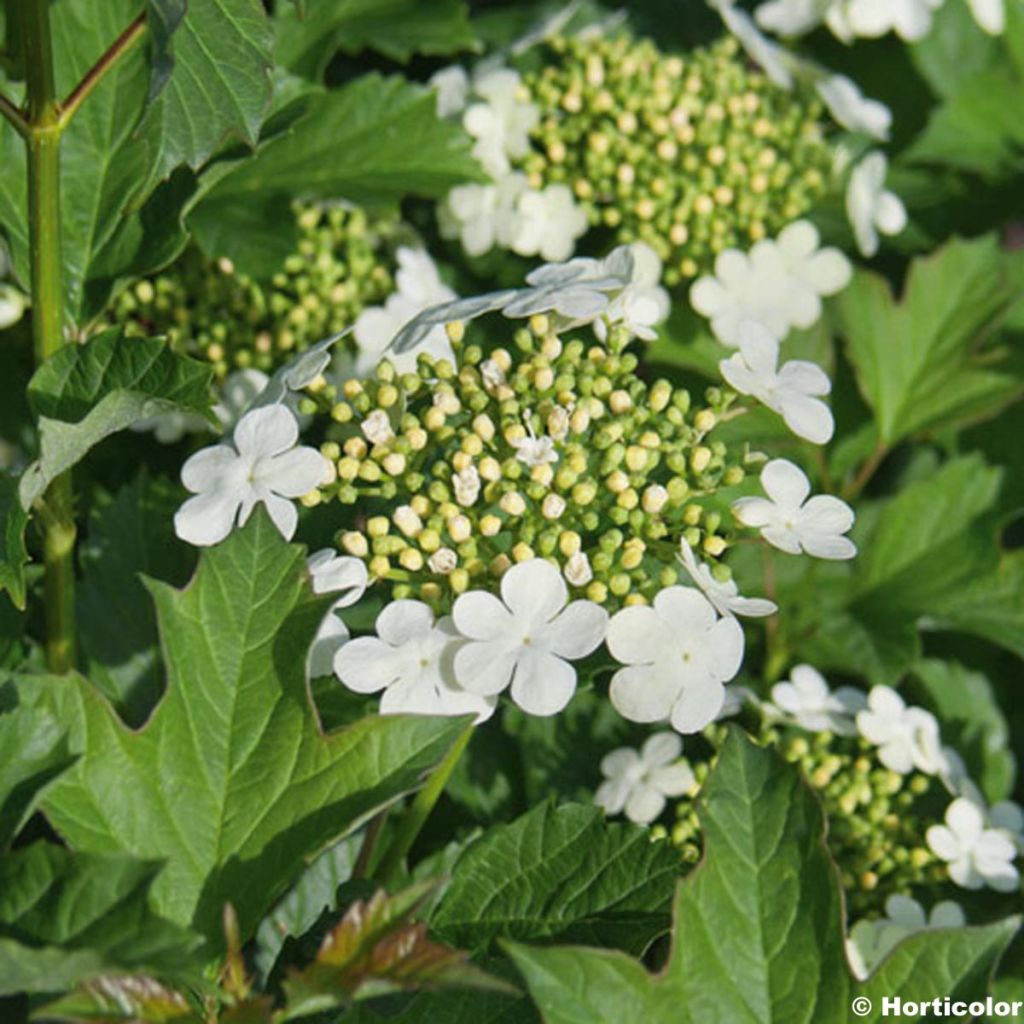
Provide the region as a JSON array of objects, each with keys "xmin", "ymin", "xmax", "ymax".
[
  {"xmin": 110, "ymin": 203, "xmax": 402, "ymax": 379},
  {"xmin": 437, "ymin": 31, "xmax": 832, "ymax": 284},
  {"xmin": 612, "ymin": 666, "xmax": 1021, "ymax": 916}
]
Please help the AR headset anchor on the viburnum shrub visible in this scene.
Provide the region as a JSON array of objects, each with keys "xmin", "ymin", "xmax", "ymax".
[{"xmin": 0, "ymin": 1, "xmax": 1022, "ymax": 1022}]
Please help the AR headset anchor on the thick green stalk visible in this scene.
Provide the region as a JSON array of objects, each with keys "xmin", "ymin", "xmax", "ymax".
[
  {"xmin": 23, "ymin": 0, "xmax": 76, "ymax": 672},
  {"xmin": 375, "ymin": 725, "xmax": 474, "ymax": 885}
]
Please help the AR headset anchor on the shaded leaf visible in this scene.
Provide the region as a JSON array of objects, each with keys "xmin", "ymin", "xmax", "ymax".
[
  {"xmin": 145, "ymin": 0, "xmax": 188, "ymax": 104},
  {"xmin": 19, "ymin": 512, "xmax": 468, "ymax": 945},
  {"xmin": 0, "ymin": 472, "xmax": 29, "ymax": 610},
  {"xmin": 430, "ymin": 802, "xmax": 682, "ymax": 956}
]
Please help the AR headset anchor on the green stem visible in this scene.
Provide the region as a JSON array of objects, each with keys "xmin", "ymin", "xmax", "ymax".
[
  {"xmin": 375, "ymin": 725, "xmax": 474, "ymax": 885},
  {"xmin": 23, "ymin": 0, "xmax": 76, "ymax": 673}
]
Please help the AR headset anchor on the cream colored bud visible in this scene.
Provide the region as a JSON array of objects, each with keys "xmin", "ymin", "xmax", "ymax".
[
  {"xmin": 703, "ymin": 535, "xmax": 727, "ymax": 557},
  {"xmin": 434, "ymin": 390, "xmax": 461, "ymax": 415},
  {"xmin": 529, "ymin": 313, "xmax": 550, "ymax": 336},
  {"xmin": 445, "ymin": 320, "xmax": 465, "ymax": 344},
  {"xmin": 479, "ymin": 358, "xmax": 505, "ymax": 391},
  {"xmin": 337, "ymin": 456, "xmax": 360, "ymax": 481},
  {"xmin": 625, "ymin": 445, "xmax": 648, "ymax": 473},
  {"xmin": 570, "ymin": 407, "xmax": 591, "ymax": 434},
  {"xmin": 428, "ymin": 547, "xmax": 458, "ymax": 575},
  {"xmin": 609, "ymin": 390, "xmax": 632, "ymax": 414},
  {"xmin": 344, "ymin": 437, "xmax": 368, "ymax": 459},
  {"xmin": 694, "ymin": 409, "xmax": 717, "ymax": 433},
  {"xmin": 418, "ymin": 528, "xmax": 441, "ymax": 553},
  {"xmin": 500, "ymin": 491, "xmax": 526, "ymax": 516},
  {"xmin": 606, "ymin": 470, "xmax": 629, "ymax": 494},
  {"xmin": 368, "ymin": 555, "xmax": 390, "ymax": 579},
  {"xmin": 393, "ymin": 505, "xmax": 423, "ymax": 538},
  {"xmin": 531, "ymin": 463, "xmax": 554, "ymax": 487},
  {"xmin": 473, "ymin": 414, "xmax": 495, "ymax": 442},
  {"xmin": 410, "ymin": 495, "xmax": 430, "ymax": 517},
  {"xmin": 367, "ymin": 516, "xmax": 390, "ymax": 538},
  {"xmin": 382, "ymin": 452, "xmax": 406, "ymax": 476},
  {"xmin": 559, "ymin": 530, "xmax": 582, "ymax": 557},
  {"xmin": 512, "ymin": 542, "xmax": 535, "ymax": 563},
  {"xmin": 533, "ymin": 367, "xmax": 554, "ymax": 391},
  {"xmin": 452, "ymin": 451, "xmax": 472, "ymax": 472},
  {"xmin": 448, "ymin": 514, "xmax": 472, "ymax": 543},
  {"xmin": 642, "ymin": 484, "xmax": 669, "ymax": 514},
  {"xmin": 406, "ymin": 427, "xmax": 428, "ymax": 450},
  {"xmin": 564, "ymin": 551, "xmax": 593, "ymax": 587},
  {"xmin": 480, "ymin": 514, "xmax": 502, "ymax": 537},
  {"xmin": 361, "ymin": 409, "xmax": 394, "ymax": 445},
  {"xmin": 547, "ymin": 406, "xmax": 571, "ymax": 441},
  {"xmin": 479, "ymin": 456, "xmax": 502, "ymax": 481},
  {"xmin": 691, "ymin": 446, "xmax": 712, "ymax": 472},
  {"xmin": 399, "ymin": 548, "xmax": 424, "ymax": 572},
  {"xmin": 461, "ymin": 433, "xmax": 484, "ymax": 457},
  {"xmin": 424, "ymin": 406, "xmax": 446, "ymax": 431},
  {"xmin": 453, "ymin": 465, "xmax": 481, "ymax": 507},
  {"xmin": 504, "ymin": 423, "xmax": 527, "ymax": 445},
  {"xmin": 299, "ymin": 490, "xmax": 322, "ymax": 508},
  {"xmin": 542, "ymin": 493, "xmax": 566, "ymax": 520}
]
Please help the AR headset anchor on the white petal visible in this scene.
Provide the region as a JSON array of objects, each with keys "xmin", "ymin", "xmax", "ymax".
[
  {"xmin": 653, "ymin": 586, "xmax": 717, "ymax": 634},
  {"xmin": 731, "ymin": 496, "xmax": 778, "ymax": 529},
  {"xmin": 335, "ymin": 637, "xmax": 404, "ymax": 693},
  {"xmin": 928, "ymin": 901, "xmax": 965, "ymax": 929},
  {"xmin": 641, "ymin": 731, "xmax": 683, "ymax": 768},
  {"xmin": 778, "ymin": 220, "xmax": 819, "ymax": 261},
  {"xmin": 180, "ymin": 445, "xmax": 241, "ymax": 493},
  {"xmin": 601, "ymin": 747, "xmax": 642, "ymax": 780},
  {"xmin": 761, "ymin": 458, "xmax": 811, "ymax": 507},
  {"xmin": 777, "ymin": 359, "xmax": 831, "ymax": 397},
  {"xmin": 947, "ymin": 856, "xmax": 984, "ymax": 890},
  {"xmin": 606, "ymin": 605, "xmax": 674, "ymax": 665},
  {"xmin": 609, "ymin": 665, "xmax": 681, "ymax": 723},
  {"xmin": 800, "ymin": 494, "xmax": 855, "ymax": 535},
  {"xmin": 649, "ymin": 760, "xmax": 696, "ymax": 797},
  {"xmin": 800, "ymin": 531, "xmax": 857, "ymax": 561},
  {"xmin": 376, "ymin": 600, "xmax": 435, "ymax": 646},
  {"xmin": 595, "ymin": 777, "xmax": 632, "ymax": 816},
  {"xmin": 453, "ymin": 640, "xmax": 517, "ymax": 696},
  {"xmin": 875, "ymin": 192, "xmax": 908, "ymax": 236},
  {"xmin": 174, "ymin": 489, "xmax": 240, "ymax": 547},
  {"xmin": 966, "ymin": 0, "xmax": 1005, "ymax": 33},
  {"xmin": 947, "ymin": 798, "xmax": 985, "ymax": 845},
  {"xmin": 780, "ymin": 393, "xmax": 835, "ymax": 444},
  {"xmin": 509, "ymin": 649, "xmax": 577, "ymax": 715},
  {"xmin": 233, "ymin": 404, "xmax": 298, "ymax": 459},
  {"xmin": 671, "ymin": 678, "xmax": 725, "ymax": 734},
  {"xmin": 308, "ymin": 612, "xmax": 350, "ymax": 679},
  {"xmin": 261, "ymin": 493, "xmax": 298, "ymax": 540},
  {"xmin": 708, "ymin": 616, "xmax": 745, "ymax": 682},
  {"xmin": 926, "ymin": 824, "xmax": 962, "ymax": 862},
  {"xmin": 690, "ymin": 277, "xmax": 730, "ymax": 318},
  {"xmin": 501, "ymin": 559, "xmax": 567, "ymax": 627},
  {"xmin": 624, "ymin": 785, "xmax": 666, "ymax": 825},
  {"xmin": 801, "ymin": 250, "xmax": 852, "ymax": 295},
  {"xmin": 259, "ymin": 448, "xmax": 328, "ymax": 497},
  {"xmin": 453, "ymin": 590, "xmax": 513, "ymax": 641},
  {"xmin": 546, "ymin": 600, "xmax": 608, "ymax": 659}
]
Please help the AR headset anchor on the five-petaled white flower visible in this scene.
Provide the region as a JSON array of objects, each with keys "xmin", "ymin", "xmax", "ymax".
[
  {"xmin": 451, "ymin": 559, "xmax": 608, "ymax": 716},
  {"xmin": 606, "ymin": 587, "xmax": 745, "ymax": 734},
  {"xmin": 429, "ymin": 64, "xmax": 469, "ymax": 117},
  {"xmin": 462, "ymin": 68, "xmax": 539, "ymax": 177},
  {"xmin": 174, "ymin": 405, "xmax": 327, "ymax": 547},
  {"xmin": 307, "ymin": 550, "xmax": 368, "ymax": 679},
  {"xmin": 927, "ymin": 797, "xmax": 1020, "ymax": 892},
  {"xmin": 855, "ymin": 685, "xmax": 946, "ymax": 775},
  {"xmin": 508, "ymin": 184, "xmax": 589, "ymax": 263},
  {"xmin": 690, "ymin": 221, "xmax": 851, "ymax": 346},
  {"xmin": 719, "ymin": 320, "xmax": 834, "ymax": 444},
  {"xmin": 732, "ymin": 459, "xmax": 856, "ymax": 560},
  {"xmin": 815, "ymin": 74, "xmax": 891, "ymax": 140},
  {"xmin": 511, "ymin": 416, "xmax": 559, "ymax": 468},
  {"xmin": 335, "ymin": 600, "xmax": 494, "ymax": 720},
  {"xmin": 846, "ymin": 152, "xmax": 908, "ymax": 258},
  {"xmin": 594, "ymin": 243, "xmax": 671, "ymax": 342},
  {"xmin": 827, "ymin": 0, "xmax": 944, "ymax": 42},
  {"xmin": 595, "ymin": 732, "xmax": 697, "ymax": 825},
  {"xmin": 439, "ymin": 175, "xmax": 527, "ymax": 258},
  {"xmin": 677, "ymin": 539, "xmax": 777, "ymax": 618},
  {"xmin": 769, "ymin": 665, "xmax": 866, "ymax": 734},
  {"xmin": 846, "ymin": 895, "xmax": 965, "ymax": 980}
]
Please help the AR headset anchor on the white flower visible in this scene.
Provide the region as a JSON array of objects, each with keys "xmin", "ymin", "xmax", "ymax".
[
  {"xmin": 439, "ymin": 174, "xmax": 527, "ymax": 257},
  {"xmin": 131, "ymin": 409, "xmax": 211, "ymax": 444},
  {"xmin": 511, "ymin": 417, "xmax": 559, "ymax": 468},
  {"xmin": 428, "ymin": 548, "xmax": 458, "ymax": 575},
  {"xmin": 927, "ymin": 797, "xmax": 1020, "ymax": 891},
  {"xmin": 0, "ymin": 284, "xmax": 26, "ymax": 329},
  {"xmin": 335, "ymin": 600, "xmax": 495, "ymax": 720},
  {"xmin": 564, "ymin": 551, "xmax": 593, "ymax": 587},
  {"xmin": 606, "ymin": 586, "xmax": 745, "ymax": 734},
  {"xmin": 595, "ymin": 733, "xmax": 696, "ymax": 825},
  {"xmin": 453, "ymin": 465, "xmax": 481, "ymax": 507},
  {"xmin": 755, "ymin": 0, "xmax": 833, "ymax": 35},
  {"xmin": 677, "ymin": 539, "xmax": 777, "ymax": 618},
  {"xmin": 361, "ymin": 409, "xmax": 394, "ymax": 445},
  {"xmin": 855, "ymin": 685, "xmax": 946, "ymax": 775},
  {"xmin": 715, "ymin": 0, "xmax": 795, "ymax": 87},
  {"xmin": 815, "ymin": 74, "xmax": 891, "ymax": 140},
  {"xmin": 594, "ymin": 243, "xmax": 671, "ymax": 342},
  {"xmin": 354, "ymin": 248, "xmax": 456, "ymax": 374},
  {"xmin": 826, "ymin": 0, "xmax": 943, "ymax": 41},
  {"xmin": 769, "ymin": 665, "xmax": 866, "ymax": 734},
  {"xmin": 966, "ymin": 0, "xmax": 1004, "ymax": 33},
  {"xmin": 719, "ymin": 321, "xmax": 834, "ymax": 444},
  {"xmin": 846, "ymin": 895, "xmax": 965, "ymax": 981},
  {"xmin": 451, "ymin": 559, "xmax": 608, "ymax": 716},
  {"xmin": 174, "ymin": 405, "xmax": 327, "ymax": 547},
  {"xmin": 480, "ymin": 359, "xmax": 506, "ymax": 390},
  {"xmin": 690, "ymin": 221, "xmax": 851, "ymax": 346},
  {"xmin": 462, "ymin": 68, "xmax": 539, "ymax": 177},
  {"xmin": 732, "ymin": 459, "xmax": 856, "ymax": 559},
  {"xmin": 846, "ymin": 152, "xmax": 907, "ymax": 258},
  {"xmin": 430, "ymin": 65, "xmax": 469, "ymax": 117},
  {"xmin": 508, "ymin": 184, "xmax": 588, "ymax": 262},
  {"xmin": 307, "ymin": 550, "xmax": 368, "ymax": 679}
]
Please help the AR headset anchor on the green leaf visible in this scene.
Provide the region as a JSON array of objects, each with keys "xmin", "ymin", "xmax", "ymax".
[
  {"xmin": 145, "ymin": 0, "xmax": 188, "ymax": 103},
  {"xmin": 20, "ymin": 511, "xmax": 468, "ymax": 945},
  {"xmin": 76, "ymin": 474, "xmax": 196, "ymax": 726},
  {"xmin": 832, "ymin": 235, "xmax": 1021, "ymax": 446},
  {"xmin": 349, "ymin": 974, "xmax": 537, "ymax": 1024},
  {"xmin": 430, "ymin": 801, "xmax": 682, "ymax": 956},
  {"xmin": 191, "ymin": 74, "xmax": 485, "ymax": 216},
  {"xmin": 18, "ymin": 328, "xmax": 215, "ymax": 509},
  {"xmin": 275, "ymin": 0, "xmax": 476, "ymax": 79},
  {"xmin": 0, "ymin": 471, "xmax": 29, "ymax": 610},
  {"xmin": 909, "ymin": 0, "xmax": 1002, "ymax": 99},
  {"xmin": 0, "ymin": 843, "xmax": 203, "ymax": 996},
  {"xmin": 139, "ymin": 0, "xmax": 275, "ymax": 182},
  {"xmin": 34, "ymin": 975, "xmax": 201, "ymax": 1023},
  {"xmin": 505, "ymin": 730, "xmax": 1020, "ymax": 1024},
  {"xmin": 909, "ymin": 659, "xmax": 1015, "ymax": 803},
  {"xmin": 0, "ymin": 704, "xmax": 73, "ymax": 850}
]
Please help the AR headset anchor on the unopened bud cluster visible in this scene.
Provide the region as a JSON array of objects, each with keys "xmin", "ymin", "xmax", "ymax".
[
  {"xmin": 655, "ymin": 725, "xmax": 944, "ymax": 917},
  {"xmin": 304, "ymin": 318, "xmax": 745, "ymax": 613},
  {"xmin": 109, "ymin": 203, "xmax": 402, "ymax": 378},
  {"xmin": 518, "ymin": 33, "xmax": 830, "ymax": 284}
]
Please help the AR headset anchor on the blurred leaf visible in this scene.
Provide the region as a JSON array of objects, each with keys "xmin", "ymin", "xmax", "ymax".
[
  {"xmin": 832, "ymin": 236, "xmax": 1021, "ymax": 446},
  {"xmin": 909, "ymin": 659, "xmax": 1015, "ymax": 803},
  {"xmin": 430, "ymin": 801, "xmax": 682, "ymax": 956},
  {"xmin": 35, "ymin": 975, "xmax": 201, "ymax": 1023},
  {"xmin": 282, "ymin": 883, "xmax": 513, "ymax": 1016},
  {"xmin": 18, "ymin": 329, "xmax": 215, "ymax": 509},
  {"xmin": 0, "ymin": 844, "xmax": 203, "ymax": 996},
  {"xmin": 275, "ymin": 0, "xmax": 475, "ymax": 79},
  {"xmin": 505, "ymin": 730, "xmax": 1020, "ymax": 1024},
  {"xmin": 18, "ymin": 512, "xmax": 469, "ymax": 946},
  {"xmin": 0, "ymin": 472, "xmax": 28, "ymax": 610},
  {"xmin": 909, "ymin": 0, "xmax": 1002, "ymax": 99}
]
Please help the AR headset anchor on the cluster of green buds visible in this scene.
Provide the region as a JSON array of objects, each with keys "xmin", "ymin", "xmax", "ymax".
[
  {"xmin": 300, "ymin": 316, "xmax": 747, "ymax": 614},
  {"xmin": 517, "ymin": 33, "xmax": 831, "ymax": 285},
  {"xmin": 655, "ymin": 724, "xmax": 947, "ymax": 916},
  {"xmin": 108, "ymin": 203, "xmax": 403, "ymax": 379}
]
